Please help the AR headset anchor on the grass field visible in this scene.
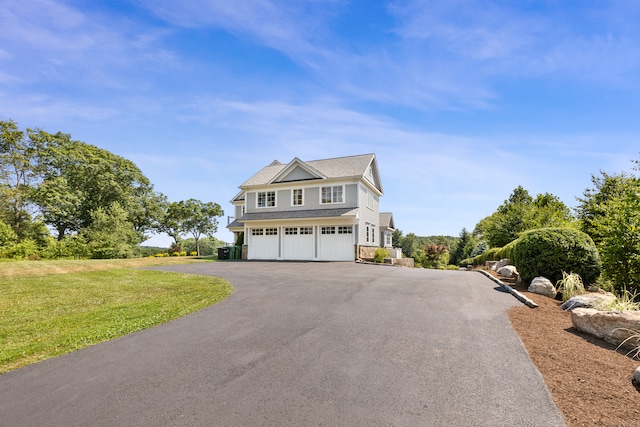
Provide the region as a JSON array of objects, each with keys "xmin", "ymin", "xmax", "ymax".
[{"xmin": 0, "ymin": 257, "xmax": 232, "ymax": 374}]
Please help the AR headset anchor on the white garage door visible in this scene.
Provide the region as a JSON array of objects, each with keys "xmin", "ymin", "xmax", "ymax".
[
  {"xmin": 319, "ymin": 226, "xmax": 354, "ymax": 261},
  {"xmin": 248, "ymin": 228, "xmax": 279, "ymax": 259},
  {"xmin": 282, "ymin": 227, "xmax": 315, "ymax": 260}
]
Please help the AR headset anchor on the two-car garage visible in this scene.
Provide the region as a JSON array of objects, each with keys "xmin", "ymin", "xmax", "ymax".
[{"xmin": 247, "ymin": 225, "xmax": 355, "ymax": 261}]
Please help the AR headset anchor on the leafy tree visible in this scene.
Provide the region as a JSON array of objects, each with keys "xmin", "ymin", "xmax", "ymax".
[
  {"xmin": 576, "ymin": 170, "xmax": 640, "ymax": 293},
  {"xmin": 31, "ymin": 130, "xmax": 160, "ymax": 240},
  {"xmin": 157, "ymin": 201, "xmax": 186, "ymax": 247},
  {"xmin": 158, "ymin": 199, "xmax": 224, "ymax": 256},
  {"xmin": 476, "ymin": 186, "xmax": 574, "ymax": 248},
  {"xmin": 0, "ymin": 218, "xmax": 17, "ymax": 249},
  {"xmin": 418, "ymin": 244, "xmax": 449, "ymax": 268},
  {"xmin": 0, "ymin": 120, "xmax": 44, "ymax": 237},
  {"xmin": 400, "ymin": 232, "xmax": 418, "ymax": 258},
  {"xmin": 178, "ymin": 199, "xmax": 223, "ymax": 256},
  {"xmin": 575, "ymin": 171, "xmax": 635, "ymax": 245},
  {"xmin": 83, "ymin": 202, "xmax": 140, "ymax": 259}
]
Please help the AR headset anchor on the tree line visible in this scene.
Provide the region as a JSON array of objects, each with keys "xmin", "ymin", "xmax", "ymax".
[
  {"xmin": 0, "ymin": 119, "xmax": 223, "ymax": 259},
  {"xmin": 449, "ymin": 158, "xmax": 640, "ymax": 295},
  {"xmin": 392, "ymin": 155, "xmax": 640, "ymax": 295}
]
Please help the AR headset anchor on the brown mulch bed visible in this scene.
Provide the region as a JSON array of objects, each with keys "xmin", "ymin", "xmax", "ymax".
[{"xmin": 497, "ymin": 272, "xmax": 640, "ymax": 426}]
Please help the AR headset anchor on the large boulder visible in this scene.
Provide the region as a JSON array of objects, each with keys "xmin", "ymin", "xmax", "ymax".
[
  {"xmin": 497, "ymin": 265, "xmax": 518, "ymax": 278},
  {"xmin": 492, "ymin": 259, "xmax": 510, "ymax": 271},
  {"xmin": 561, "ymin": 293, "xmax": 617, "ymax": 311},
  {"xmin": 571, "ymin": 308, "xmax": 640, "ymax": 352},
  {"xmin": 528, "ymin": 277, "xmax": 556, "ymax": 298}
]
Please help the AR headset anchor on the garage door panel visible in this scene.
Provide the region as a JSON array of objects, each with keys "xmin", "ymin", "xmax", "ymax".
[
  {"xmin": 283, "ymin": 227, "xmax": 314, "ymax": 260},
  {"xmin": 319, "ymin": 226, "xmax": 354, "ymax": 261},
  {"xmin": 249, "ymin": 228, "xmax": 279, "ymax": 260}
]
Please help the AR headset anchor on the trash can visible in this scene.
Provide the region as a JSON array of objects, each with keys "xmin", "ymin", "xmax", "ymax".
[
  {"xmin": 230, "ymin": 246, "xmax": 239, "ymax": 260},
  {"xmin": 217, "ymin": 247, "xmax": 230, "ymax": 260}
]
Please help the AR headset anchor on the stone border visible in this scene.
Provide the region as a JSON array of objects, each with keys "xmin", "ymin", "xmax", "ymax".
[{"xmin": 474, "ymin": 269, "xmax": 539, "ymax": 309}]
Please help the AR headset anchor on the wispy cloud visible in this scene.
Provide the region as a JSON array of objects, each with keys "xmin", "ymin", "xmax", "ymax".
[{"xmin": 389, "ymin": 0, "xmax": 640, "ymax": 82}]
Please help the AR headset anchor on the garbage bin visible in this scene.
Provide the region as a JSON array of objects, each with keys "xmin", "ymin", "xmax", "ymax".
[
  {"xmin": 217, "ymin": 247, "xmax": 230, "ymax": 260},
  {"xmin": 229, "ymin": 246, "xmax": 239, "ymax": 260}
]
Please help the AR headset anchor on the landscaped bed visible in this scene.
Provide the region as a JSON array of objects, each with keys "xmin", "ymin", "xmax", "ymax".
[{"xmin": 506, "ymin": 279, "xmax": 640, "ymax": 426}]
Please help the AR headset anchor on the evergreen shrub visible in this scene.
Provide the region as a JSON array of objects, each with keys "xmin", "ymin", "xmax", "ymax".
[
  {"xmin": 511, "ymin": 227, "xmax": 601, "ymax": 284},
  {"xmin": 374, "ymin": 248, "xmax": 390, "ymax": 263}
]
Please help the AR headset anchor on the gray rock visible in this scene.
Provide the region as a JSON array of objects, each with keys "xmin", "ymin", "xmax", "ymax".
[
  {"xmin": 571, "ymin": 308, "xmax": 640, "ymax": 351},
  {"xmin": 493, "ymin": 258, "xmax": 510, "ymax": 271},
  {"xmin": 561, "ymin": 293, "xmax": 617, "ymax": 311},
  {"xmin": 635, "ymin": 366, "xmax": 640, "ymax": 383},
  {"xmin": 528, "ymin": 277, "xmax": 557, "ymax": 298},
  {"xmin": 497, "ymin": 265, "xmax": 518, "ymax": 278}
]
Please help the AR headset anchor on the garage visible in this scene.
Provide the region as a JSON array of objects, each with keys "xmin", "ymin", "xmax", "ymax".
[
  {"xmin": 318, "ymin": 225, "xmax": 355, "ymax": 261},
  {"xmin": 282, "ymin": 226, "xmax": 315, "ymax": 260},
  {"xmin": 248, "ymin": 227, "xmax": 279, "ymax": 259},
  {"xmin": 247, "ymin": 224, "xmax": 355, "ymax": 261}
]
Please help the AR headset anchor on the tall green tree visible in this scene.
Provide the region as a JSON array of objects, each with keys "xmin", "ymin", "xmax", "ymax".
[
  {"xmin": 31, "ymin": 130, "xmax": 161, "ymax": 240},
  {"xmin": 576, "ymin": 170, "xmax": 640, "ymax": 293},
  {"xmin": 0, "ymin": 120, "xmax": 44, "ymax": 237},
  {"xmin": 83, "ymin": 202, "xmax": 141, "ymax": 259},
  {"xmin": 176, "ymin": 199, "xmax": 223, "ymax": 256},
  {"xmin": 158, "ymin": 199, "xmax": 224, "ymax": 256},
  {"xmin": 476, "ymin": 186, "xmax": 574, "ymax": 248},
  {"xmin": 400, "ymin": 232, "xmax": 418, "ymax": 258}
]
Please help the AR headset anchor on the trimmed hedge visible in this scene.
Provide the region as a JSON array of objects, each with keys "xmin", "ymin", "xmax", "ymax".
[{"xmin": 511, "ymin": 227, "xmax": 601, "ymax": 285}]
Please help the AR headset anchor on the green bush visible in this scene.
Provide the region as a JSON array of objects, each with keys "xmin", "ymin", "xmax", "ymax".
[
  {"xmin": 511, "ymin": 227, "xmax": 601, "ymax": 284},
  {"xmin": 374, "ymin": 248, "xmax": 390, "ymax": 263}
]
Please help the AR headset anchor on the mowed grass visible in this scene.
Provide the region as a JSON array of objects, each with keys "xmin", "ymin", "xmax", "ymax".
[{"xmin": 0, "ymin": 258, "xmax": 232, "ymax": 374}]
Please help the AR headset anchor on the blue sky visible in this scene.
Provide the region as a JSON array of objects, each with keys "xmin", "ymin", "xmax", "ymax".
[{"xmin": 2, "ymin": 0, "xmax": 640, "ymax": 246}]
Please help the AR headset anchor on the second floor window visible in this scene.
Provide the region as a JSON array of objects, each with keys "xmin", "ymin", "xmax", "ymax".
[
  {"xmin": 257, "ymin": 191, "xmax": 276, "ymax": 208},
  {"xmin": 321, "ymin": 185, "xmax": 344, "ymax": 204},
  {"xmin": 292, "ymin": 189, "xmax": 303, "ymax": 206}
]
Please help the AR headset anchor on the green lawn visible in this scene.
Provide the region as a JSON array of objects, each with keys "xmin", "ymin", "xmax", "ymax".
[{"xmin": 0, "ymin": 259, "xmax": 232, "ymax": 374}]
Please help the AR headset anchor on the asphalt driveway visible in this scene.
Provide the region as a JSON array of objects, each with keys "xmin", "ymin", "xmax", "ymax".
[{"xmin": 0, "ymin": 262, "xmax": 565, "ymax": 426}]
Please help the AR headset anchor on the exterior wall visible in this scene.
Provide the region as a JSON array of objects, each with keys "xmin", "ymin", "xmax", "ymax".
[
  {"xmin": 245, "ymin": 183, "xmax": 358, "ymax": 214},
  {"xmin": 357, "ymin": 183, "xmax": 380, "ymax": 246},
  {"xmin": 234, "ymin": 203, "xmax": 244, "ymax": 218}
]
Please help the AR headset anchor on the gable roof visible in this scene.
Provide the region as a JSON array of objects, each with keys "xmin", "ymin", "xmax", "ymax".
[
  {"xmin": 379, "ymin": 212, "xmax": 395, "ymax": 230},
  {"xmin": 240, "ymin": 153, "xmax": 382, "ymax": 193}
]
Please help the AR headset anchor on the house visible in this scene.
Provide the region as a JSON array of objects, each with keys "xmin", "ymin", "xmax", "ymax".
[{"xmin": 227, "ymin": 153, "xmax": 394, "ymax": 261}]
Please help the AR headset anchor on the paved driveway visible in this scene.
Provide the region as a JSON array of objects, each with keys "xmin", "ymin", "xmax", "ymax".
[{"xmin": 0, "ymin": 262, "xmax": 565, "ymax": 426}]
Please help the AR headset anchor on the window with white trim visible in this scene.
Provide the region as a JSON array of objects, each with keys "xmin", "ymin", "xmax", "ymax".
[
  {"xmin": 321, "ymin": 185, "xmax": 344, "ymax": 204},
  {"xmin": 371, "ymin": 225, "xmax": 375, "ymax": 243},
  {"xmin": 257, "ymin": 191, "xmax": 276, "ymax": 208},
  {"xmin": 285, "ymin": 227, "xmax": 298, "ymax": 235},
  {"xmin": 385, "ymin": 232, "xmax": 392, "ymax": 246},
  {"xmin": 292, "ymin": 189, "xmax": 303, "ymax": 206},
  {"xmin": 300, "ymin": 227, "xmax": 313, "ymax": 235},
  {"xmin": 265, "ymin": 228, "xmax": 278, "ymax": 235},
  {"xmin": 365, "ymin": 223, "xmax": 370, "ymax": 243},
  {"xmin": 252, "ymin": 228, "xmax": 264, "ymax": 236}
]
